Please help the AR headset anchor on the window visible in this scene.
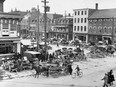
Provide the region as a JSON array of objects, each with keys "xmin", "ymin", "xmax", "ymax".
[
  {"xmin": 108, "ymin": 27, "xmax": 112, "ymax": 34},
  {"xmin": 84, "ymin": 18, "xmax": 87, "ymax": 23},
  {"xmin": 11, "ymin": 24, "xmax": 16, "ymax": 31},
  {"xmin": 75, "ymin": 11, "xmax": 77, "ymax": 15},
  {"xmin": 78, "ymin": 11, "xmax": 80, "ymax": 15},
  {"xmin": 103, "ymin": 27, "xmax": 108, "ymax": 33},
  {"xmin": 81, "ymin": 26, "xmax": 83, "ymax": 31},
  {"xmin": 78, "ymin": 18, "xmax": 80, "ymax": 23},
  {"xmin": 77, "ymin": 26, "xmax": 79, "ymax": 31},
  {"xmin": 93, "ymin": 26, "xmax": 97, "ymax": 33},
  {"xmin": 13, "ymin": 20, "xmax": 15, "ymax": 24},
  {"xmin": 89, "ymin": 26, "xmax": 93, "ymax": 33},
  {"xmin": 98, "ymin": 26, "xmax": 102, "ymax": 33},
  {"xmin": 74, "ymin": 18, "xmax": 76, "ymax": 23},
  {"xmin": 3, "ymin": 24, "xmax": 8, "ymax": 29},
  {"xmin": 5, "ymin": 20, "xmax": 7, "ymax": 23},
  {"xmin": 85, "ymin": 11, "xmax": 87, "ymax": 15},
  {"xmin": 74, "ymin": 26, "xmax": 76, "ymax": 31},
  {"xmin": 81, "ymin": 11, "xmax": 83, "ymax": 15},
  {"xmin": 89, "ymin": 26, "xmax": 92, "ymax": 30},
  {"xmin": 84, "ymin": 26, "xmax": 86, "ymax": 31},
  {"xmin": 81, "ymin": 18, "xmax": 83, "ymax": 23}
]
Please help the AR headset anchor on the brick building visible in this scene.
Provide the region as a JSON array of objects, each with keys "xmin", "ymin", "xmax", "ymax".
[{"xmin": 88, "ymin": 7, "xmax": 116, "ymax": 44}]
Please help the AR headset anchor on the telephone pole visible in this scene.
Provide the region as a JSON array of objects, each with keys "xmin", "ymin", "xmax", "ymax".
[
  {"xmin": 112, "ymin": 17, "xmax": 114, "ymax": 44},
  {"xmin": 36, "ymin": 5, "xmax": 40, "ymax": 51},
  {"xmin": 41, "ymin": 0, "xmax": 50, "ymax": 60}
]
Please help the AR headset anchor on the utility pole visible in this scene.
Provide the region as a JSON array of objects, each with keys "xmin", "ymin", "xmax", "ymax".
[
  {"xmin": 112, "ymin": 17, "xmax": 114, "ymax": 44},
  {"xmin": 64, "ymin": 10, "xmax": 68, "ymax": 40},
  {"xmin": 36, "ymin": 5, "xmax": 40, "ymax": 52},
  {"xmin": 41, "ymin": 0, "xmax": 50, "ymax": 60}
]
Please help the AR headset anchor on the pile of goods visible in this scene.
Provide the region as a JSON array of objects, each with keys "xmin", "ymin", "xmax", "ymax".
[{"xmin": 87, "ymin": 46, "xmax": 106, "ymax": 58}]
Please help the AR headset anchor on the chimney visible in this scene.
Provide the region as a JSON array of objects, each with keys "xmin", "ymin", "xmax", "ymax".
[
  {"xmin": 0, "ymin": 0, "xmax": 5, "ymax": 12},
  {"xmin": 95, "ymin": 3, "xmax": 98, "ymax": 10}
]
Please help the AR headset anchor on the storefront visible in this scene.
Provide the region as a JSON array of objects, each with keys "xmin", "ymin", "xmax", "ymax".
[
  {"xmin": 74, "ymin": 33, "xmax": 87, "ymax": 43},
  {"xmin": 88, "ymin": 34, "xmax": 102, "ymax": 43},
  {"xmin": 0, "ymin": 38, "xmax": 21, "ymax": 55},
  {"xmin": 102, "ymin": 36, "xmax": 112, "ymax": 44}
]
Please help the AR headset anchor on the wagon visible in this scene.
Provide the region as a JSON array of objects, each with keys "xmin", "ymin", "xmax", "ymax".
[{"xmin": 49, "ymin": 65, "xmax": 67, "ymax": 77}]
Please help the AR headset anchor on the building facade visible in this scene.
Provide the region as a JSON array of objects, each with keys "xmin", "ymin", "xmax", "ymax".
[
  {"xmin": 0, "ymin": 0, "xmax": 22, "ymax": 57},
  {"xmin": 73, "ymin": 8, "xmax": 97, "ymax": 43},
  {"xmin": 20, "ymin": 7, "xmax": 63, "ymax": 42},
  {"xmin": 88, "ymin": 9, "xmax": 116, "ymax": 44},
  {"xmin": 0, "ymin": 13, "xmax": 21, "ymax": 56},
  {"xmin": 49, "ymin": 15, "xmax": 73, "ymax": 41}
]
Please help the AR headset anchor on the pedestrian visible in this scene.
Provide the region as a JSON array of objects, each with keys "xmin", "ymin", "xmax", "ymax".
[
  {"xmin": 108, "ymin": 70, "xmax": 115, "ymax": 85},
  {"xmin": 102, "ymin": 73, "xmax": 108, "ymax": 87},
  {"xmin": 68, "ymin": 64, "xmax": 73, "ymax": 75}
]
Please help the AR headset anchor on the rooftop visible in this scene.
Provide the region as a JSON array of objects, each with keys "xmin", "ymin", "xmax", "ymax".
[
  {"xmin": 89, "ymin": 8, "xmax": 116, "ymax": 19},
  {"xmin": 0, "ymin": 12, "xmax": 22, "ymax": 19}
]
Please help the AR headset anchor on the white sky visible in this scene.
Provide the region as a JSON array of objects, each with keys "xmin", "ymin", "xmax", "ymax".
[{"xmin": 4, "ymin": 0, "xmax": 116, "ymax": 15}]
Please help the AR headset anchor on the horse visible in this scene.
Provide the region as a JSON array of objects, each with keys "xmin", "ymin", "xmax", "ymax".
[{"xmin": 33, "ymin": 65, "xmax": 49, "ymax": 78}]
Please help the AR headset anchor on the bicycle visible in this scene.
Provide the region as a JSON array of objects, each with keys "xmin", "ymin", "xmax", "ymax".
[{"xmin": 71, "ymin": 70, "xmax": 83, "ymax": 79}]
